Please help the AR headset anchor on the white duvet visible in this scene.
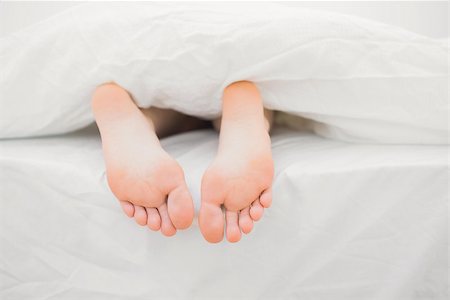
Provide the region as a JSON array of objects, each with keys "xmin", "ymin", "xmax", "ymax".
[{"xmin": 1, "ymin": 2, "xmax": 448, "ymax": 143}]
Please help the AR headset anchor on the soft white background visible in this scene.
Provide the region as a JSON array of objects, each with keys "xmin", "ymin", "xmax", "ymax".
[{"xmin": 0, "ymin": 1, "xmax": 448, "ymax": 38}]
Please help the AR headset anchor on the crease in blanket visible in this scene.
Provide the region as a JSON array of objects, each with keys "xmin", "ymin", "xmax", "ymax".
[{"xmin": 0, "ymin": 2, "xmax": 448, "ymax": 144}]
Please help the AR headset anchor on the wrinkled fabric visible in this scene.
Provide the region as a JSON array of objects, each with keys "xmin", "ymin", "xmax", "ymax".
[
  {"xmin": 0, "ymin": 126, "xmax": 447, "ymax": 299},
  {"xmin": 0, "ymin": 2, "xmax": 448, "ymax": 143}
]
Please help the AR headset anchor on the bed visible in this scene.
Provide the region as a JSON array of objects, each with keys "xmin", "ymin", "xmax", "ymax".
[
  {"xmin": 0, "ymin": 124, "xmax": 447, "ymax": 299},
  {"xmin": 1, "ymin": 2, "xmax": 448, "ymax": 299}
]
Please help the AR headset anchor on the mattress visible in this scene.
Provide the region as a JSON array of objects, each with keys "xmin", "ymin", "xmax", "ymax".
[{"xmin": 0, "ymin": 125, "xmax": 447, "ymax": 300}]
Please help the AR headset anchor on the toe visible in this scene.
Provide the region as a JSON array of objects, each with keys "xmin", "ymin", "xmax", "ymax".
[
  {"xmin": 146, "ymin": 207, "xmax": 161, "ymax": 231},
  {"xmin": 238, "ymin": 207, "xmax": 253, "ymax": 234},
  {"xmin": 249, "ymin": 199, "xmax": 264, "ymax": 221},
  {"xmin": 199, "ymin": 202, "xmax": 224, "ymax": 243},
  {"xmin": 259, "ymin": 187, "xmax": 272, "ymax": 208},
  {"xmin": 120, "ymin": 200, "xmax": 135, "ymax": 217},
  {"xmin": 167, "ymin": 184, "xmax": 194, "ymax": 230},
  {"xmin": 226, "ymin": 210, "xmax": 241, "ymax": 243},
  {"xmin": 134, "ymin": 205, "xmax": 148, "ymax": 226},
  {"xmin": 158, "ymin": 203, "xmax": 177, "ymax": 237}
]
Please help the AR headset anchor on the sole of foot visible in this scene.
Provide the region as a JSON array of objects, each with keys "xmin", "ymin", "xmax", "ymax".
[
  {"xmin": 92, "ymin": 83, "xmax": 195, "ymax": 236},
  {"xmin": 199, "ymin": 81, "xmax": 274, "ymax": 243}
]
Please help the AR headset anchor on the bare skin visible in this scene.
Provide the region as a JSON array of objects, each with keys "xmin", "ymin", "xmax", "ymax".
[
  {"xmin": 92, "ymin": 84, "xmax": 198, "ymax": 236},
  {"xmin": 200, "ymin": 81, "xmax": 274, "ymax": 243},
  {"xmin": 91, "ymin": 81, "xmax": 273, "ymax": 242}
]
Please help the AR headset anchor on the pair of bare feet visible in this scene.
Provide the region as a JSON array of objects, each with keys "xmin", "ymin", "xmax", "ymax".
[{"xmin": 92, "ymin": 81, "xmax": 274, "ymax": 243}]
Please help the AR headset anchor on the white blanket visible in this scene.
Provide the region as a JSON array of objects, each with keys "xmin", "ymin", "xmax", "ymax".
[
  {"xmin": 0, "ymin": 126, "xmax": 447, "ymax": 299},
  {"xmin": 0, "ymin": 2, "xmax": 448, "ymax": 143}
]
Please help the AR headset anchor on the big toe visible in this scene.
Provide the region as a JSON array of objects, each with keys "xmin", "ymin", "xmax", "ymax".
[
  {"xmin": 167, "ymin": 184, "xmax": 194, "ymax": 230},
  {"xmin": 199, "ymin": 202, "xmax": 224, "ymax": 243}
]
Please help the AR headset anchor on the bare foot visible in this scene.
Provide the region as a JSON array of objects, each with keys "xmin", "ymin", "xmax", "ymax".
[
  {"xmin": 92, "ymin": 83, "xmax": 194, "ymax": 236},
  {"xmin": 199, "ymin": 81, "xmax": 274, "ymax": 243}
]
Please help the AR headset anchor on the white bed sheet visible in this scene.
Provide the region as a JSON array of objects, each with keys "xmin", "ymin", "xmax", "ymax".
[{"xmin": 0, "ymin": 126, "xmax": 447, "ymax": 300}]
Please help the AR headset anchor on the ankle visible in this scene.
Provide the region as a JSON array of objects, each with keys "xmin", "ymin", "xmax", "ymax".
[
  {"xmin": 91, "ymin": 83, "xmax": 138, "ymax": 118},
  {"xmin": 221, "ymin": 81, "xmax": 267, "ymax": 129}
]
